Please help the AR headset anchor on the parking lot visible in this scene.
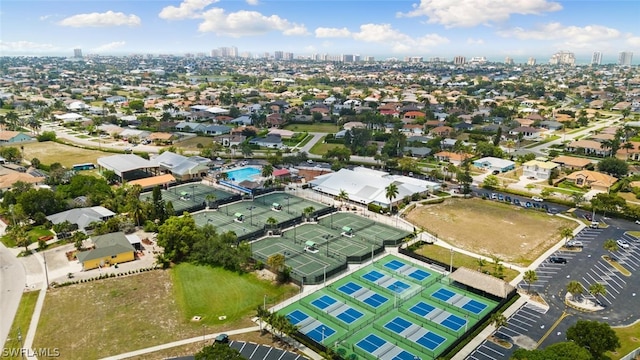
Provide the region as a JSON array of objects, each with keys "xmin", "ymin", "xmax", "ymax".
[{"xmin": 467, "ymin": 212, "xmax": 640, "ymax": 358}]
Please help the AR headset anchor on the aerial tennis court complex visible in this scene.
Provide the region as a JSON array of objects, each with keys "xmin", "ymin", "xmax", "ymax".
[
  {"xmin": 139, "ymin": 182, "xmax": 235, "ymax": 214},
  {"xmin": 252, "ymin": 212, "xmax": 411, "ymax": 285},
  {"xmin": 278, "ymin": 255, "xmax": 499, "ymax": 360}
]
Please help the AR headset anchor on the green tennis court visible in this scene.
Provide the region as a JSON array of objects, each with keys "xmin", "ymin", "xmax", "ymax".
[
  {"xmin": 318, "ymin": 212, "xmax": 411, "ymax": 245},
  {"xmin": 140, "ymin": 183, "xmax": 234, "ymax": 213},
  {"xmin": 281, "ymin": 223, "xmax": 373, "ymax": 258},
  {"xmin": 192, "ymin": 210, "xmax": 262, "ymax": 235},
  {"xmin": 254, "ymin": 192, "xmax": 329, "ymax": 216}
]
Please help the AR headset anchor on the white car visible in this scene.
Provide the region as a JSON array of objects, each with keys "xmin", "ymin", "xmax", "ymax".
[
  {"xmin": 617, "ymin": 239, "xmax": 630, "ymax": 249},
  {"xmin": 532, "ymin": 196, "xmax": 543, "ymax": 202}
]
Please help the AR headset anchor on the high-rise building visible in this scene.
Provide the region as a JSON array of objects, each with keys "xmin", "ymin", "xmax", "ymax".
[
  {"xmin": 453, "ymin": 56, "xmax": 466, "ymax": 65},
  {"xmin": 591, "ymin": 51, "xmax": 602, "ymax": 65},
  {"xmin": 527, "ymin": 57, "xmax": 537, "ymax": 66},
  {"xmin": 274, "ymin": 51, "xmax": 284, "ymax": 60},
  {"xmin": 618, "ymin": 52, "xmax": 633, "ymax": 66},
  {"xmin": 549, "ymin": 51, "xmax": 575, "ymax": 65},
  {"xmin": 73, "ymin": 48, "xmax": 83, "ymax": 58},
  {"xmin": 504, "ymin": 57, "xmax": 514, "ymax": 65}
]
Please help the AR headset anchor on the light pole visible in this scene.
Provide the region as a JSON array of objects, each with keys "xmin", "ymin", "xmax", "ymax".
[
  {"xmin": 43, "ymin": 250, "xmax": 50, "ymax": 289},
  {"xmin": 323, "ymin": 265, "xmax": 328, "ymax": 286},
  {"xmin": 247, "ymin": 206, "xmax": 255, "ymax": 226},
  {"xmin": 371, "ymin": 244, "xmax": 374, "ymax": 264},
  {"xmin": 286, "ymin": 196, "xmax": 290, "ymax": 214},
  {"xmin": 321, "ymin": 326, "xmax": 326, "ymax": 344},
  {"xmin": 449, "ymin": 248, "xmax": 454, "ymax": 274}
]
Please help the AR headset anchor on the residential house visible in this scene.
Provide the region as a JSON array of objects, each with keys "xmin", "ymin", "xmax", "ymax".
[
  {"xmin": 433, "ymin": 151, "xmax": 472, "ymax": 166},
  {"xmin": 105, "ymin": 96, "xmax": 127, "ymax": 105},
  {"xmin": 538, "ymin": 120, "xmax": 563, "ymax": 131},
  {"xmin": 152, "ymin": 151, "xmax": 211, "ymax": 181},
  {"xmin": 551, "ymin": 155, "xmax": 593, "ymax": 170},
  {"xmin": 214, "ymin": 134, "xmax": 246, "ymax": 147},
  {"xmin": 175, "ymin": 121, "xmax": 205, "ymax": 132},
  {"xmin": 566, "ymin": 140, "xmax": 610, "ymax": 157},
  {"xmin": 230, "ymin": 115, "xmax": 252, "ymax": 126},
  {"xmin": 0, "ymin": 131, "xmax": 32, "ymax": 143},
  {"xmin": 0, "ymin": 172, "xmax": 45, "ymax": 190},
  {"xmin": 522, "ymin": 160, "xmax": 559, "ymax": 180},
  {"xmin": 430, "ymin": 126, "xmax": 453, "ymax": 137},
  {"xmin": 76, "ymin": 232, "xmax": 136, "ymax": 270},
  {"xmin": 403, "ymin": 111, "xmax": 426, "ymax": 121},
  {"xmin": 46, "ymin": 206, "xmax": 116, "ymax": 232},
  {"xmin": 266, "ymin": 113, "xmax": 285, "ymax": 128},
  {"xmin": 249, "ymin": 134, "xmax": 284, "ymax": 149},
  {"xmin": 615, "ymin": 141, "xmax": 640, "ymax": 161},
  {"xmin": 201, "ymin": 125, "xmax": 232, "ymax": 136},
  {"xmin": 564, "ymin": 170, "xmax": 617, "ymax": 192},
  {"xmin": 401, "ymin": 124, "xmax": 424, "ymax": 135},
  {"xmin": 404, "ymin": 147, "xmax": 432, "ymax": 158},
  {"xmin": 612, "ymin": 102, "xmax": 631, "ymax": 111},
  {"xmin": 473, "ymin": 157, "xmax": 515, "ymax": 173},
  {"xmin": 514, "ymin": 118, "xmax": 536, "ymax": 127},
  {"xmin": 509, "ymin": 126, "xmax": 541, "ymax": 140}
]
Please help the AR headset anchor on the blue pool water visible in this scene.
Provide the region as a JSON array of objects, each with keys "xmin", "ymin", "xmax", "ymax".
[{"xmin": 225, "ymin": 167, "xmax": 261, "ymax": 182}]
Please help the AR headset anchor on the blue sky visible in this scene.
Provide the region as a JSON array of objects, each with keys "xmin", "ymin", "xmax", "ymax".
[{"xmin": 1, "ymin": 0, "xmax": 638, "ymax": 63}]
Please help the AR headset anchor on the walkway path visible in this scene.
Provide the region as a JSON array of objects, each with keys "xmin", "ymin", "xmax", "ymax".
[
  {"xmin": 22, "ymin": 252, "xmax": 48, "ymax": 360},
  {"xmin": 0, "ymin": 221, "xmax": 26, "ymax": 352}
]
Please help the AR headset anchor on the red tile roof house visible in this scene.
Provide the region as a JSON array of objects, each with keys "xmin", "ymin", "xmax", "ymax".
[
  {"xmin": 403, "ymin": 111, "xmax": 426, "ymax": 120},
  {"xmin": 566, "ymin": 139, "xmax": 611, "ymax": 157},
  {"xmin": 616, "ymin": 142, "xmax": 640, "ymax": 161},
  {"xmin": 433, "ymin": 151, "xmax": 473, "ymax": 166}
]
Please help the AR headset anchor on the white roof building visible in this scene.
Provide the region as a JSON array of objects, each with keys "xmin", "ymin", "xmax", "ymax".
[{"xmin": 309, "ymin": 167, "xmax": 440, "ymax": 207}]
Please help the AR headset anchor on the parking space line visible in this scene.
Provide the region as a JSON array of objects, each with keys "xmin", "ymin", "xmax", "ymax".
[
  {"xmin": 587, "ymin": 272, "xmax": 620, "ymax": 294},
  {"xmin": 513, "ymin": 311, "xmax": 538, "ymax": 322},
  {"xmin": 510, "ymin": 317, "xmax": 535, "ymax": 327},
  {"xmin": 475, "ymin": 349, "xmax": 498, "ymax": 360},
  {"xmin": 519, "ymin": 308, "xmax": 542, "ymax": 318},
  {"xmin": 480, "ymin": 344, "xmax": 505, "ymax": 357},
  {"xmin": 498, "ymin": 327, "xmax": 522, "ymax": 337},
  {"xmin": 505, "ymin": 322, "xmax": 529, "ymax": 332}
]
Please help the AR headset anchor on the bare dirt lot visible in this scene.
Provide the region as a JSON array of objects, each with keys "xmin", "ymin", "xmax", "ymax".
[{"xmin": 405, "ymin": 198, "xmax": 576, "ymax": 266}]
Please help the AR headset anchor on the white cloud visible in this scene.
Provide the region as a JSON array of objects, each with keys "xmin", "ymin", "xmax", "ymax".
[
  {"xmin": 397, "ymin": 0, "xmax": 562, "ymax": 28},
  {"xmin": 498, "ymin": 22, "xmax": 621, "ymax": 48},
  {"xmin": 39, "ymin": 15, "xmax": 54, "ymax": 21},
  {"xmin": 198, "ymin": 8, "xmax": 308, "ymax": 36},
  {"xmin": 467, "ymin": 38, "xmax": 484, "ymax": 45},
  {"xmin": 0, "ymin": 41, "xmax": 56, "ymax": 52},
  {"xmin": 246, "ymin": 0, "xmax": 259, "ymax": 5},
  {"xmin": 92, "ymin": 41, "xmax": 126, "ymax": 53},
  {"xmin": 159, "ymin": 0, "xmax": 218, "ymax": 20},
  {"xmin": 59, "ymin": 11, "xmax": 141, "ymax": 27},
  {"xmin": 315, "ymin": 27, "xmax": 351, "ymax": 38},
  {"xmin": 627, "ymin": 35, "xmax": 640, "ymax": 47}
]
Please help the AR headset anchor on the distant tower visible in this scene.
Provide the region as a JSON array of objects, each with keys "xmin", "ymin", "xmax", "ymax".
[
  {"xmin": 453, "ymin": 56, "xmax": 466, "ymax": 65},
  {"xmin": 591, "ymin": 51, "xmax": 602, "ymax": 66},
  {"xmin": 618, "ymin": 52, "xmax": 633, "ymax": 66},
  {"xmin": 73, "ymin": 48, "xmax": 83, "ymax": 58},
  {"xmin": 504, "ymin": 57, "xmax": 514, "ymax": 65},
  {"xmin": 527, "ymin": 57, "xmax": 537, "ymax": 66}
]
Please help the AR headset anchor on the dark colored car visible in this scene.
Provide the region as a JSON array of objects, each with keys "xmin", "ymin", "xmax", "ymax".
[
  {"xmin": 549, "ymin": 257, "xmax": 567, "ymax": 264},
  {"xmin": 584, "ymin": 213, "xmax": 593, "ymax": 221},
  {"xmin": 505, "ymin": 196, "xmax": 512, "ymax": 202},
  {"xmin": 215, "ymin": 334, "xmax": 229, "ymax": 343},
  {"xmin": 513, "ymin": 199, "xmax": 521, "ymax": 206}
]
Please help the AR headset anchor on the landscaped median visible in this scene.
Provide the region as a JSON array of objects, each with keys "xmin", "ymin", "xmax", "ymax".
[{"xmin": 602, "ymin": 255, "xmax": 632, "ymax": 276}]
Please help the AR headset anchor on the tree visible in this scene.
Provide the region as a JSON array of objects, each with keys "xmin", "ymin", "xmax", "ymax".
[
  {"xmin": 195, "ymin": 342, "xmax": 245, "ymax": 360},
  {"xmin": 256, "ymin": 305, "xmax": 270, "ymax": 334},
  {"xmin": 266, "ymin": 216, "xmax": 277, "ymax": 229},
  {"xmin": 591, "ymin": 193, "xmax": 626, "ymax": 217},
  {"xmin": 540, "ymin": 187, "xmax": 555, "ymax": 199},
  {"xmin": 603, "ymin": 238, "xmax": 618, "ymax": 253},
  {"xmin": 337, "ymin": 189, "xmax": 349, "ymax": 209},
  {"xmin": 566, "ymin": 280, "xmax": 583, "ymax": 301},
  {"xmin": 9, "ymin": 226, "xmax": 31, "ymax": 253},
  {"xmin": 385, "ymin": 183, "xmax": 399, "ymax": 214},
  {"xmin": 72, "ymin": 231, "xmax": 88, "ymax": 251},
  {"xmin": 588, "ymin": 282, "xmax": 606, "ymax": 305},
  {"xmin": 597, "ymin": 157, "xmax": 628, "ymax": 177},
  {"xmin": 267, "ymin": 253, "xmax": 285, "ymax": 273},
  {"xmin": 512, "ymin": 341, "xmax": 591, "ymax": 360},
  {"xmin": 559, "ymin": 227, "xmax": 574, "ymax": 245},
  {"xmin": 566, "ymin": 320, "xmax": 620, "ymax": 359},
  {"xmin": 458, "ymin": 159, "xmax": 473, "ymax": 195},
  {"xmin": 302, "ymin": 206, "xmax": 315, "ymax": 220},
  {"xmin": 482, "ymin": 175, "xmax": 500, "ymax": 189},
  {"xmin": 489, "ymin": 312, "xmax": 507, "ymax": 328},
  {"xmin": 523, "ymin": 270, "xmax": 538, "ymax": 294},
  {"xmin": 156, "ymin": 214, "xmax": 203, "ymax": 263},
  {"xmin": 493, "ymin": 126, "xmax": 502, "ymax": 146},
  {"xmin": 261, "ymin": 164, "xmax": 273, "ymax": 178},
  {"xmin": 571, "ymin": 193, "xmax": 585, "ymax": 208}
]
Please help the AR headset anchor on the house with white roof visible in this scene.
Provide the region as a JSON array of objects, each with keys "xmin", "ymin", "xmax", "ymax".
[
  {"xmin": 151, "ymin": 151, "xmax": 211, "ymax": 181},
  {"xmin": 54, "ymin": 112, "xmax": 85, "ymax": 123},
  {"xmin": 522, "ymin": 160, "xmax": 559, "ymax": 179},
  {"xmin": 473, "ymin": 157, "xmax": 515, "ymax": 173}
]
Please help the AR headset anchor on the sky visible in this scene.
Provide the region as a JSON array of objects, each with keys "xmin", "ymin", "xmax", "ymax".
[{"xmin": 0, "ymin": 0, "xmax": 639, "ymax": 63}]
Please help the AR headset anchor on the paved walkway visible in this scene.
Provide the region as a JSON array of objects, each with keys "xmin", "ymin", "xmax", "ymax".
[
  {"xmin": 0, "ymin": 221, "xmax": 26, "ymax": 352},
  {"xmin": 22, "ymin": 252, "xmax": 48, "ymax": 360},
  {"xmin": 99, "ymin": 326, "xmax": 261, "ymax": 360}
]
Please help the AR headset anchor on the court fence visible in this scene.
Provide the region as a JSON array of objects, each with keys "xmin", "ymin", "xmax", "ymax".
[
  {"xmin": 398, "ymin": 240, "xmax": 457, "ymax": 273},
  {"xmin": 372, "ymin": 321, "xmax": 437, "ymax": 358},
  {"xmin": 398, "ymin": 307, "xmax": 460, "ymax": 337}
]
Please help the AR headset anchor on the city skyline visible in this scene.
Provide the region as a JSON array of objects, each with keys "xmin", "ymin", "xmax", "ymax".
[{"xmin": 1, "ymin": 0, "xmax": 639, "ymax": 63}]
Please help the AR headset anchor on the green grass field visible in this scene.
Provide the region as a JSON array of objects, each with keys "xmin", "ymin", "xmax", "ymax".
[
  {"xmin": 4, "ymin": 291, "xmax": 39, "ymax": 360},
  {"xmin": 20, "ymin": 141, "xmax": 115, "ymax": 168},
  {"xmin": 283, "ymin": 123, "xmax": 340, "ymax": 133},
  {"xmin": 171, "ymin": 263, "xmax": 297, "ymax": 325},
  {"xmin": 309, "ymin": 136, "xmax": 348, "ymax": 155},
  {"xmin": 607, "ymin": 321, "xmax": 640, "ymax": 359}
]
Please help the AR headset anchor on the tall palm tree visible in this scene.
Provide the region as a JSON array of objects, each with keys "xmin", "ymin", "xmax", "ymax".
[
  {"xmin": 567, "ymin": 280, "xmax": 584, "ymax": 301},
  {"xmin": 603, "ymin": 238, "xmax": 618, "ymax": 253},
  {"xmin": 262, "ymin": 164, "xmax": 274, "ymax": 178},
  {"xmin": 489, "ymin": 312, "xmax": 507, "ymax": 329},
  {"xmin": 385, "ymin": 183, "xmax": 399, "ymax": 214},
  {"xmin": 560, "ymin": 227, "xmax": 574, "ymax": 245},
  {"xmin": 337, "ymin": 189, "xmax": 349, "ymax": 209},
  {"xmin": 523, "ymin": 270, "xmax": 538, "ymax": 294},
  {"xmin": 266, "ymin": 217, "xmax": 277, "ymax": 229},
  {"xmin": 588, "ymin": 283, "xmax": 606, "ymax": 305},
  {"xmin": 205, "ymin": 193, "xmax": 217, "ymax": 208}
]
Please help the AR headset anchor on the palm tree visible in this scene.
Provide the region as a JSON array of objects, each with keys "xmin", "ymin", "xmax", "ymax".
[
  {"xmin": 302, "ymin": 206, "xmax": 315, "ymax": 221},
  {"xmin": 477, "ymin": 258, "xmax": 487, "ymax": 273},
  {"xmin": 261, "ymin": 164, "xmax": 273, "ymax": 178},
  {"xmin": 385, "ymin": 183, "xmax": 399, "ymax": 214},
  {"xmin": 489, "ymin": 312, "xmax": 507, "ymax": 329},
  {"xmin": 256, "ymin": 305, "xmax": 271, "ymax": 334},
  {"xmin": 588, "ymin": 283, "xmax": 606, "ymax": 305},
  {"xmin": 523, "ymin": 270, "xmax": 538, "ymax": 294},
  {"xmin": 240, "ymin": 143, "xmax": 253, "ymax": 158},
  {"xmin": 603, "ymin": 238, "xmax": 618, "ymax": 253},
  {"xmin": 571, "ymin": 193, "xmax": 585, "ymax": 208},
  {"xmin": 560, "ymin": 227, "xmax": 574, "ymax": 245},
  {"xmin": 567, "ymin": 280, "xmax": 584, "ymax": 301},
  {"xmin": 205, "ymin": 193, "xmax": 217, "ymax": 208},
  {"xmin": 337, "ymin": 189, "xmax": 349, "ymax": 209},
  {"xmin": 266, "ymin": 217, "xmax": 277, "ymax": 229}
]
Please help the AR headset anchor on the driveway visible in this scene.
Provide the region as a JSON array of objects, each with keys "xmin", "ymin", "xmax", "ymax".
[{"xmin": 0, "ymin": 233, "xmax": 26, "ymax": 351}]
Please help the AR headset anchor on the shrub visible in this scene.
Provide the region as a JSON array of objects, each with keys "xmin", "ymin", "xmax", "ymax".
[{"xmin": 37, "ymin": 131, "xmax": 57, "ymax": 142}]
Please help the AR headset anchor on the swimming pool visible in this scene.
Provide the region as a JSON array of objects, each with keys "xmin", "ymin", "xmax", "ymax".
[{"xmin": 225, "ymin": 166, "xmax": 261, "ymax": 183}]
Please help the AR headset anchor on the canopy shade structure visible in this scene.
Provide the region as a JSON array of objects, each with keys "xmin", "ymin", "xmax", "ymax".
[
  {"xmin": 305, "ymin": 240, "xmax": 316, "ymax": 247},
  {"xmin": 342, "ymin": 226, "xmax": 352, "ymax": 233},
  {"xmin": 180, "ymin": 191, "xmax": 188, "ymax": 196},
  {"xmin": 273, "ymin": 203, "xmax": 280, "ymax": 208},
  {"xmin": 234, "ymin": 213, "xmax": 243, "ymax": 218}
]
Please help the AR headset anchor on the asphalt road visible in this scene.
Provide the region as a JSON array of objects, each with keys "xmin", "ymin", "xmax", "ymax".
[{"xmin": 0, "ymin": 242, "xmax": 26, "ymax": 352}]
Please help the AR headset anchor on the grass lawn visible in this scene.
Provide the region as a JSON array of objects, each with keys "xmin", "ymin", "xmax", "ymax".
[
  {"xmin": 283, "ymin": 123, "xmax": 339, "ymax": 133},
  {"xmin": 309, "ymin": 136, "xmax": 348, "ymax": 155},
  {"xmin": 4, "ymin": 291, "xmax": 39, "ymax": 360},
  {"xmin": 415, "ymin": 244, "xmax": 520, "ymax": 281},
  {"xmin": 20, "ymin": 142, "xmax": 115, "ymax": 168},
  {"xmin": 608, "ymin": 322, "xmax": 640, "ymax": 359},
  {"xmin": 405, "ymin": 198, "xmax": 576, "ymax": 266},
  {"xmin": 27, "ymin": 226, "xmax": 55, "ymax": 244},
  {"xmin": 174, "ymin": 136, "xmax": 213, "ymax": 151},
  {"xmin": 35, "ymin": 266, "xmax": 295, "ymax": 359},
  {"xmin": 172, "ymin": 263, "xmax": 297, "ymax": 324}
]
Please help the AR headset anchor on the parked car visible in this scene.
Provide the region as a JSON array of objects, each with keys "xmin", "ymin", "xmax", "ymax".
[
  {"xmin": 617, "ymin": 240, "xmax": 630, "ymax": 249},
  {"xmin": 548, "ymin": 208, "xmax": 559, "ymax": 215},
  {"xmin": 498, "ymin": 194, "xmax": 504, "ymax": 201},
  {"xmin": 584, "ymin": 213, "xmax": 593, "ymax": 221},
  {"xmin": 635, "ymin": 220, "xmax": 640, "ymax": 225},
  {"xmin": 532, "ymin": 196, "xmax": 543, "ymax": 202},
  {"xmin": 505, "ymin": 196, "xmax": 512, "ymax": 202},
  {"xmin": 513, "ymin": 199, "xmax": 521, "ymax": 206},
  {"xmin": 525, "ymin": 202, "xmax": 533, "ymax": 208},
  {"xmin": 549, "ymin": 257, "xmax": 567, "ymax": 264},
  {"xmin": 491, "ymin": 193, "xmax": 498, "ymax": 200},
  {"xmin": 590, "ymin": 222, "xmax": 599, "ymax": 229},
  {"xmin": 492, "ymin": 170, "xmax": 500, "ymax": 175},
  {"xmin": 215, "ymin": 334, "xmax": 229, "ymax": 344},
  {"xmin": 566, "ymin": 240, "xmax": 584, "ymax": 247},
  {"xmin": 533, "ymin": 203, "xmax": 541, "ymax": 209}
]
